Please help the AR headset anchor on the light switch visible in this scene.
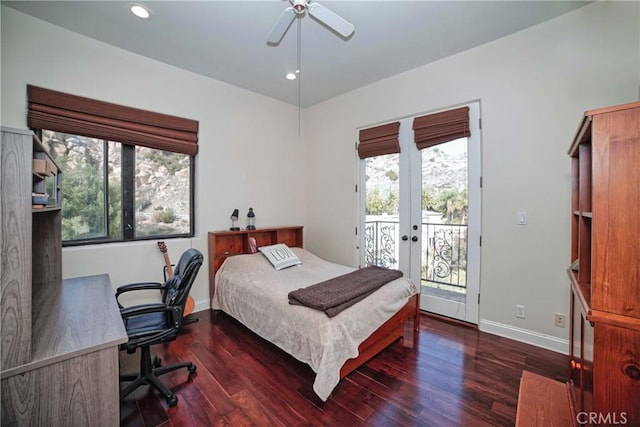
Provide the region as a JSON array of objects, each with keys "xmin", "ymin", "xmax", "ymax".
[{"xmin": 517, "ymin": 211, "xmax": 527, "ymax": 225}]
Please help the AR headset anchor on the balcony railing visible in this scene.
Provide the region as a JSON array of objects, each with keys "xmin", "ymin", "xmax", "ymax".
[{"xmin": 364, "ymin": 220, "xmax": 468, "ymax": 290}]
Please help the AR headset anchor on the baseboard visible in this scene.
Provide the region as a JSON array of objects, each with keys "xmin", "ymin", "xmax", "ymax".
[
  {"xmin": 479, "ymin": 319, "xmax": 569, "ymax": 355},
  {"xmin": 190, "ymin": 302, "xmax": 570, "ymax": 354},
  {"xmin": 193, "ymin": 298, "xmax": 210, "ymax": 314}
]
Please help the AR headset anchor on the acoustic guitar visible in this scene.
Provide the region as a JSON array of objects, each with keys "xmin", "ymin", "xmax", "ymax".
[{"xmin": 157, "ymin": 241, "xmax": 195, "ymax": 316}]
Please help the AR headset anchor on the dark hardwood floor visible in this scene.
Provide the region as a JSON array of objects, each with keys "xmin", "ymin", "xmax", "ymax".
[{"xmin": 119, "ymin": 310, "xmax": 568, "ymax": 426}]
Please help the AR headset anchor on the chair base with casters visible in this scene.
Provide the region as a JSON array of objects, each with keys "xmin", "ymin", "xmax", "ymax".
[{"xmin": 119, "ymin": 346, "xmax": 197, "ymax": 407}]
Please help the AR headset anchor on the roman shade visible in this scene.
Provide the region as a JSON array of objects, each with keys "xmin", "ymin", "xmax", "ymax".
[
  {"xmin": 357, "ymin": 122, "xmax": 400, "ymax": 159},
  {"xmin": 27, "ymin": 85, "xmax": 199, "ymax": 156},
  {"xmin": 413, "ymin": 106, "xmax": 470, "ymax": 150}
]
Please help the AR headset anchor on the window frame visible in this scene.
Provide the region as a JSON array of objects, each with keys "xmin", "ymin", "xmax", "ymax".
[
  {"xmin": 27, "ymin": 85, "xmax": 198, "ymax": 246},
  {"xmin": 37, "ymin": 130, "xmax": 196, "ymax": 247}
]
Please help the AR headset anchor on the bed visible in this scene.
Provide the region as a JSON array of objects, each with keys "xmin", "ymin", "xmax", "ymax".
[{"xmin": 208, "ymin": 228, "xmax": 420, "ymax": 401}]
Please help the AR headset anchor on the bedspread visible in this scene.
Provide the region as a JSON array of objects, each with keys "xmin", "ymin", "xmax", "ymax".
[{"xmin": 211, "ymin": 248, "xmax": 418, "ymax": 401}]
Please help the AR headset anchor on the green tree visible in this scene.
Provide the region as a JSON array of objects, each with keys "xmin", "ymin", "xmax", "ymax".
[
  {"xmin": 433, "ymin": 188, "xmax": 468, "ymax": 224},
  {"xmin": 366, "ymin": 187, "xmax": 386, "ymax": 215},
  {"xmin": 422, "ymin": 184, "xmax": 436, "ymax": 211},
  {"xmin": 45, "ymin": 132, "xmax": 121, "ymax": 240},
  {"xmin": 385, "ymin": 187, "xmax": 399, "ymax": 214},
  {"xmin": 108, "ymin": 178, "xmax": 122, "ymax": 239},
  {"xmin": 142, "ymin": 149, "xmax": 185, "ymax": 175},
  {"xmin": 57, "ymin": 151, "xmax": 107, "ymax": 240}
]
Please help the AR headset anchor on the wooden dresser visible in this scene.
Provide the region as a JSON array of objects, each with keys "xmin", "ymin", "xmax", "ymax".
[
  {"xmin": 567, "ymin": 102, "xmax": 640, "ymax": 425},
  {"xmin": 1, "ymin": 128, "xmax": 127, "ymax": 426},
  {"xmin": 207, "ymin": 226, "xmax": 303, "ymax": 301}
]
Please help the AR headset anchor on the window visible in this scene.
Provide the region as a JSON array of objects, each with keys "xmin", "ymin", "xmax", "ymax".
[
  {"xmin": 41, "ymin": 131, "xmax": 193, "ymax": 244},
  {"xmin": 28, "ymin": 85, "xmax": 198, "ymax": 245}
]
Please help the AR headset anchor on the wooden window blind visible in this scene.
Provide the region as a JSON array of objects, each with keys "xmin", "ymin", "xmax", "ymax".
[
  {"xmin": 27, "ymin": 85, "xmax": 199, "ymax": 156},
  {"xmin": 357, "ymin": 122, "xmax": 400, "ymax": 159},
  {"xmin": 413, "ymin": 106, "xmax": 470, "ymax": 150}
]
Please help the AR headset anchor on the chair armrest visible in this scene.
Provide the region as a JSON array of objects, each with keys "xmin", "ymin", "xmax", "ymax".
[
  {"xmin": 115, "ymin": 282, "xmax": 164, "ymax": 307},
  {"xmin": 119, "ymin": 303, "xmax": 183, "ymax": 351},
  {"xmin": 120, "ymin": 303, "xmax": 184, "ymax": 331},
  {"xmin": 120, "ymin": 302, "xmax": 170, "ymax": 319}
]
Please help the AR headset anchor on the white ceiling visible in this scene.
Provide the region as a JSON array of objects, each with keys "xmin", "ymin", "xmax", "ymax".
[{"xmin": 3, "ymin": 1, "xmax": 591, "ymax": 108}]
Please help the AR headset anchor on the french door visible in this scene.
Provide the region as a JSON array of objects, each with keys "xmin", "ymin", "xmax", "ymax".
[{"xmin": 359, "ymin": 102, "xmax": 481, "ymax": 324}]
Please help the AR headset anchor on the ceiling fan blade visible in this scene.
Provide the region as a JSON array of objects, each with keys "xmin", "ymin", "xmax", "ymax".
[
  {"xmin": 267, "ymin": 7, "xmax": 296, "ymax": 44},
  {"xmin": 307, "ymin": 2, "xmax": 354, "ymax": 38}
]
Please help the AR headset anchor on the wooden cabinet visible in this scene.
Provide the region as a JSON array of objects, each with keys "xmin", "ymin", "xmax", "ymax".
[
  {"xmin": 1, "ymin": 128, "xmax": 127, "ymax": 426},
  {"xmin": 207, "ymin": 226, "xmax": 303, "ymax": 300},
  {"xmin": 0, "ymin": 127, "xmax": 62, "ymax": 372},
  {"xmin": 1, "ymin": 127, "xmax": 34, "ymax": 370},
  {"xmin": 567, "ymin": 102, "xmax": 640, "ymax": 425}
]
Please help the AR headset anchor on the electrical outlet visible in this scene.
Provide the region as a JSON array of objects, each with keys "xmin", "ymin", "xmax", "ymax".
[
  {"xmin": 555, "ymin": 313, "xmax": 566, "ymax": 328},
  {"xmin": 516, "ymin": 305, "xmax": 525, "ymax": 318}
]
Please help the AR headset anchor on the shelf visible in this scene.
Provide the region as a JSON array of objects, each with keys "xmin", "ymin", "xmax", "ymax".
[
  {"xmin": 568, "ymin": 268, "xmax": 590, "ymax": 316},
  {"xmin": 586, "ymin": 310, "xmax": 640, "ymax": 332},
  {"xmin": 32, "ymin": 171, "xmax": 49, "ymax": 180},
  {"xmin": 32, "ymin": 206, "xmax": 62, "ymax": 213},
  {"xmin": 31, "ymin": 135, "xmax": 62, "ymax": 210},
  {"xmin": 566, "ymin": 101, "xmax": 640, "ymax": 425},
  {"xmin": 569, "ymin": 116, "xmax": 592, "ymax": 156},
  {"xmin": 572, "ymin": 211, "xmax": 592, "ymax": 218}
]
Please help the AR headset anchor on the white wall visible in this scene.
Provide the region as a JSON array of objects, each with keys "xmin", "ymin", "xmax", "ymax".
[
  {"xmin": 304, "ymin": 1, "xmax": 640, "ymax": 352},
  {"xmin": 1, "ymin": 6, "xmax": 305, "ymax": 309}
]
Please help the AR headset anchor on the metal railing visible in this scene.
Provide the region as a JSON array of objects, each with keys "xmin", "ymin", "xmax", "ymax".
[{"xmin": 364, "ymin": 220, "xmax": 468, "ymax": 289}]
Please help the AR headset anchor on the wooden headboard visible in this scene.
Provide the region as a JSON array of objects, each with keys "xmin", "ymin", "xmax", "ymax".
[{"xmin": 207, "ymin": 226, "xmax": 303, "ymax": 302}]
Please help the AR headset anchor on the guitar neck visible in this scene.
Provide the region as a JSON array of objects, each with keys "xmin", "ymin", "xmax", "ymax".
[{"xmin": 163, "ymin": 253, "xmax": 174, "ymax": 278}]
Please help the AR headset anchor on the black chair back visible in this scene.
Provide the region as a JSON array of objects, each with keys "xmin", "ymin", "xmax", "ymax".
[{"xmin": 162, "ymin": 248, "xmax": 203, "ymax": 320}]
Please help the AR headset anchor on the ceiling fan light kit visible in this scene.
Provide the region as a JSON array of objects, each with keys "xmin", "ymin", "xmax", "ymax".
[{"xmin": 267, "ymin": 0, "xmax": 355, "ymax": 45}]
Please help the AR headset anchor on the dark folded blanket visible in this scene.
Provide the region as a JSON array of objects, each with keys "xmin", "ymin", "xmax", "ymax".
[{"xmin": 288, "ymin": 266, "xmax": 403, "ymax": 317}]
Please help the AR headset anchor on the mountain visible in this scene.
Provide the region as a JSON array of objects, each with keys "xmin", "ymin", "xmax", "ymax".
[{"xmin": 365, "ymin": 146, "xmax": 467, "ymax": 195}]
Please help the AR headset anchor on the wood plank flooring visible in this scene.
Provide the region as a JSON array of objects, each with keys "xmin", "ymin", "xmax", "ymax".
[{"xmin": 119, "ymin": 310, "xmax": 568, "ymax": 426}]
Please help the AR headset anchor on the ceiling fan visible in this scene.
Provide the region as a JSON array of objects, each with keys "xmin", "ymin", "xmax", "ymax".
[{"xmin": 267, "ymin": 0, "xmax": 355, "ymax": 44}]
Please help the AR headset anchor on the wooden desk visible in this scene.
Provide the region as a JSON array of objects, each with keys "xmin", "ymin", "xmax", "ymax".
[{"xmin": 1, "ymin": 274, "xmax": 127, "ymax": 426}]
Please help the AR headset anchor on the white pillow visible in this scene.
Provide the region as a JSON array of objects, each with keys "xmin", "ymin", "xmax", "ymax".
[{"xmin": 258, "ymin": 243, "xmax": 302, "ymax": 270}]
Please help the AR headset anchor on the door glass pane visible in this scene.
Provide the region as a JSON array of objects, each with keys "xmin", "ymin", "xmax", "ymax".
[
  {"xmin": 364, "ymin": 153, "xmax": 400, "ymax": 269},
  {"xmin": 421, "ymin": 138, "xmax": 468, "ymax": 301},
  {"xmin": 134, "ymin": 147, "xmax": 191, "ymax": 237}
]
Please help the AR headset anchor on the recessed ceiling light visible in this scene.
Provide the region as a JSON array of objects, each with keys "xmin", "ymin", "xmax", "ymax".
[
  {"xmin": 131, "ymin": 5, "xmax": 150, "ymax": 19},
  {"xmin": 285, "ymin": 69, "xmax": 300, "ymax": 80}
]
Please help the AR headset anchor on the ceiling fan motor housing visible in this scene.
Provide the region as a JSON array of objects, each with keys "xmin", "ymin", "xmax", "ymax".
[
  {"xmin": 268, "ymin": 0, "xmax": 354, "ymax": 44},
  {"xmin": 291, "ymin": 0, "xmax": 308, "ymax": 14}
]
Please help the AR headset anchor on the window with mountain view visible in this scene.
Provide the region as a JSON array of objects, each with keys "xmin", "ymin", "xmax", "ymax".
[{"xmin": 42, "ymin": 130, "xmax": 193, "ymax": 244}]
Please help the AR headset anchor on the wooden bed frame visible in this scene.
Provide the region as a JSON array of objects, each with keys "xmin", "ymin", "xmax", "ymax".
[{"xmin": 207, "ymin": 226, "xmax": 421, "ymax": 384}]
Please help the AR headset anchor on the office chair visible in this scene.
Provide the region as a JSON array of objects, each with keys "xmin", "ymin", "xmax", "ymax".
[{"xmin": 115, "ymin": 248, "xmax": 203, "ymax": 407}]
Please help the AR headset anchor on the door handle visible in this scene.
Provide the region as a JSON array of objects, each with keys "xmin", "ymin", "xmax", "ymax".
[
  {"xmin": 411, "ymin": 236, "xmax": 418, "ymax": 242},
  {"xmin": 402, "ymin": 235, "xmax": 409, "ymax": 241}
]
